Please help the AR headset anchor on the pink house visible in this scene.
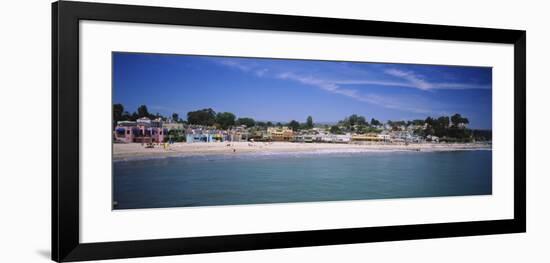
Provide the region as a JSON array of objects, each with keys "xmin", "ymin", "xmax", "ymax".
[{"xmin": 114, "ymin": 117, "xmax": 167, "ymax": 143}]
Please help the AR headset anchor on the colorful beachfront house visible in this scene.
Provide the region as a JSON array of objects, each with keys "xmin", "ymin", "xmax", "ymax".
[
  {"xmin": 378, "ymin": 133, "xmax": 391, "ymax": 142},
  {"xmin": 316, "ymin": 133, "xmax": 335, "ymax": 143},
  {"xmin": 350, "ymin": 132, "xmax": 390, "ymax": 142},
  {"xmin": 293, "ymin": 134, "xmax": 315, "ymax": 143},
  {"xmin": 114, "ymin": 121, "xmax": 140, "ymax": 143},
  {"xmin": 390, "ymin": 131, "xmax": 412, "ymax": 143},
  {"xmin": 389, "ymin": 130, "xmax": 424, "ymax": 143},
  {"xmin": 247, "ymin": 129, "xmax": 270, "ymax": 141},
  {"xmin": 162, "ymin": 120, "xmax": 185, "ymax": 142},
  {"xmin": 334, "ymin": 133, "xmax": 352, "ymax": 143},
  {"xmin": 185, "ymin": 127, "xmax": 229, "ymax": 143},
  {"xmin": 267, "ymin": 126, "xmax": 294, "ymax": 141},
  {"xmin": 113, "ymin": 117, "xmax": 167, "ymax": 143},
  {"xmin": 162, "ymin": 121, "xmax": 184, "ymax": 131},
  {"xmin": 313, "ymin": 133, "xmax": 352, "ymax": 143},
  {"xmin": 136, "ymin": 117, "xmax": 166, "ymax": 143},
  {"xmin": 352, "ymin": 133, "xmax": 384, "ymax": 142},
  {"xmin": 186, "ymin": 133, "xmax": 223, "ymax": 143},
  {"xmin": 228, "ymin": 125, "xmax": 250, "ymax": 142}
]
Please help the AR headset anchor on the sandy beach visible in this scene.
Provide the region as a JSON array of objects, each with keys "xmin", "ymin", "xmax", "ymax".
[{"xmin": 112, "ymin": 141, "xmax": 491, "ymax": 161}]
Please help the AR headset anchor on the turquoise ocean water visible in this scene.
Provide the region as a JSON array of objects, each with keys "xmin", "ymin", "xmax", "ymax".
[{"xmin": 113, "ymin": 150, "xmax": 492, "ymax": 209}]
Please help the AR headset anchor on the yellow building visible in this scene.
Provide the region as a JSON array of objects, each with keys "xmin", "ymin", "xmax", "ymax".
[
  {"xmin": 267, "ymin": 127, "xmax": 294, "ymax": 141},
  {"xmin": 352, "ymin": 133, "xmax": 383, "ymax": 142}
]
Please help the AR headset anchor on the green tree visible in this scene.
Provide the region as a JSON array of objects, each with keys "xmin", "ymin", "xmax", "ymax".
[
  {"xmin": 342, "ymin": 114, "xmax": 366, "ymax": 126},
  {"xmin": 411, "ymin": 119, "xmax": 425, "ymax": 126},
  {"xmin": 451, "ymin": 113, "xmax": 469, "ymax": 128},
  {"xmin": 451, "ymin": 113, "xmax": 461, "ymax": 127},
  {"xmin": 288, "ymin": 120, "xmax": 300, "ymax": 131},
  {"xmin": 121, "ymin": 111, "xmax": 131, "ymax": 121},
  {"xmin": 357, "ymin": 116, "xmax": 367, "ymax": 125},
  {"xmin": 266, "ymin": 121, "xmax": 273, "ymax": 127},
  {"xmin": 425, "ymin": 117, "xmax": 434, "ymax": 126},
  {"xmin": 472, "ymin": 129, "xmax": 492, "ymax": 141},
  {"xmin": 339, "ymin": 117, "xmax": 349, "ymax": 127},
  {"xmin": 424, "ymin": 117, "xmax": 435, "ymax": 135},
  {"xmin": 348, "ymin": 114, "xmax": 359, "ymax": 126},
  {"xmin": 437, "ymin": 116, "xmax": 450, "ymax": 129},
  {"xmin": 330, "ymin": 125, "xmax": 343, "ymax": 134},
  {"xmin": 413, "ymin": 127, "xmax": 425, "ymax": 136},
  {"xmin": 434, "ymin": 116, "xmax": 450, "ymax": 137},
  {"xmin": 370, "ymin": 118, "xmax": 381, "ymax": 126},
  {"xmin": 172, "ymin": 113, "xmax": 179, "ymax": 123},
  {"xmin": 137, "ymin": 105, "xmax": 150, "ymax": 118},
  {"xmin": 306, "ymin": 116, "xmax": 314, "ymax": 129},
  {"xmin": 236, "ymin": 117, "xmax": 256, "ymax": 127},
  {"xmin": 187, "ymin": 108, "xmax": 216, "ymax": 126},
  {"xmin": 216, "ymin": 112, "xmax": 236, "ymax": 129},
  {"xmin": 113, "ymin": 104, "xmax": 124, "ymax": 128},
  {"xmin": 356, "ymin": 125, "xmax": 368, "ymax": 134}
]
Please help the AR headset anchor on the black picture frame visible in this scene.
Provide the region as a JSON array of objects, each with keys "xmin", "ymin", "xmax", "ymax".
[{"xmin": 52, "ymin": 1, "xmax": 526, "ymax": 262}]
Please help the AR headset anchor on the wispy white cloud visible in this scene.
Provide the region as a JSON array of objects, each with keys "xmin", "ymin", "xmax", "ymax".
[
  {"xmin": 213, "ymin": 59, "xmax": 479, "ymax": 114},
  {"xmin": 432, "ymin": 82, "xmax": 491, "ymax": 90},
  {"xmin": 276, "ymin": 72, "xmax": 433, "ymax": 114},
  {"xmin": 278, "ymin": 72, "xmax": 359, "ymax": 98},
  {"xmin": 255, "ymin": 68, "xmax": 269, "ymax": 77},
  {"xmin": 333, "ymin": 78, "xmax": 491, "ymax": 90},
  {"xmin": 217, "ymin": 60, "xmax": 271, "ymax": 78},
  {"xmin": 383, "ymin": 68, "xmax": 490, "ymax": 90},
  {"xmin": 218, "ymin": 60, "xmax": 252, "ymax": 72},
  {"xmin": 332, "ymin": 79, "xmax": 415, "ymax": 88},
  {"xmin": 216, "ymin": 58, "xmax": 490, "ymax": 91},
  {"xmin": 384, "ymin": 69, "xmax": 433, "ymax": 90}
]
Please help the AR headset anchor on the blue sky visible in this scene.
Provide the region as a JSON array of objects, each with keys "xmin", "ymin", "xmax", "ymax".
[{"xmin": 113, "ymin": 52, "xmax": 492, "ymax": 129}]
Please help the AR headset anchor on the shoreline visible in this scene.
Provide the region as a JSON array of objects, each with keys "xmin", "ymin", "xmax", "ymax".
[{"xmin": 113, "ymin": 141, "xmax": 491, "ymax": 161}]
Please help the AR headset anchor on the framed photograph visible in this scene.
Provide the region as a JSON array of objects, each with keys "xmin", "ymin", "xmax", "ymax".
[{"xmin": 52, "ymin": 1, "xmax": 526, "ymax": 262}]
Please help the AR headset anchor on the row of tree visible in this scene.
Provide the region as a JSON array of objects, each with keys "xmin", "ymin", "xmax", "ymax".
[
  {"xmin": 113, "ymin": 104, "xmax": 167, "ymax": 128},
  {"xmin": 419, "ymin": 114, "xmax": 471, "ymax": 138},
  {"xmin": 329, "ymin": 113, "xmax": 489, "ymax": 141},
  {"xmin": 186, "ymin": 108, "xmax": 317, "ymax": 131},
  {"xmin": 186, "ymin": 110, "xmax": 286, "ymax": 130},
  {"xmin": 414, "ymin": 114, "xmax": 491, "ymax": 142},
  {"xmin": 332, "ymin": 114, "xmax": 383, "ymax": 134},
  {"xmin": 113, "ymin": 104, "xmax": 489, "ymax": 141},
  {"xmin": 337, "ymin": 114, "xmax": 382, "ymax": 127},
  {"xmin": 113, "ymin": 104, "xmax": 316, "ymax": 131}
]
